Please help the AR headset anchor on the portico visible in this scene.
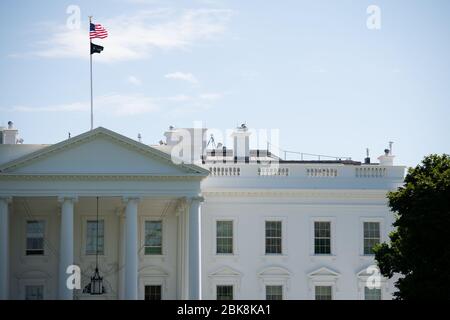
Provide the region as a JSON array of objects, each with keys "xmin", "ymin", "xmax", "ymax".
[{"xmin": 0, "ymin": 127, "xmax": 209, "ymax": 300}]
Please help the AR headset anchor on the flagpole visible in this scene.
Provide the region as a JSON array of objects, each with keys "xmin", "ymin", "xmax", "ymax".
[{"xmin": 89, "ymin": 16, "xmax": 94, "ymax": 130}]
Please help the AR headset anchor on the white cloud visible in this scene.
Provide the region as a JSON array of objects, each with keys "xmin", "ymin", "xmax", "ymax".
[
  {"xmin": 198, "ymin": 92, "xmax": 222, "ymax": 100},
  {"xmin": 26, "ymin": 8, "xmax": 234, "ymax": 62},
  {"xmin": 3, "ymin": 90, "xmax": 225, "ymax": 117},
  {"xmin": 127, "ymin": 75, "xmax": 142, "ymax": 86},
  {"xmin": 164, "ymin": 72, "xmax": 198, "ymax": 84},
  {"xmin": 5, "ymin": 93, "xmax": 159, "ymax": 116}
]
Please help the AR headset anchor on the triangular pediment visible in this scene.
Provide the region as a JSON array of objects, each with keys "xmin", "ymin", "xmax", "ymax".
[
  {"xmin": 258, "ymin": 266, "xmax": 291, "ymax": 278},
  {"xmin": 308, "ymin": 267, "xmax": 340, "ymax": 279},
  {"xmin": 0, "ymin": 127, "xmax": 209, "ymax": 177},
  {"xmin": 209, "ymin": 266, "xmax": 242, "ymax": 278}
]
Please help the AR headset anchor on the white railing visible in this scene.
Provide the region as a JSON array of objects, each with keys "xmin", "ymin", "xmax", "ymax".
[
  {"xmin": 206, "ymin": 164, "xmax": 397, "ymax": 179},
  {"xmin": 258, "ymin": 167, "xmax": 289, "ymax": 176},
  {"xmin": 209, "ymin": 166, "xmax": 241, "ymax": 176},
  {"xmin": 355, "ymin": 167, "xmax": 386, "ymax": 178},
  {"xmin": 306, "ymin": 168, "xmax": 338, "ymax": 177}
]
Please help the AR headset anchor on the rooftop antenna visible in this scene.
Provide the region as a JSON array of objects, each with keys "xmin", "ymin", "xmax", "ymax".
[
  {"xmin": 364, "ymin": 148, "xmax": 371, "ymax": 164},
  {"xmin": 389, "ymin": 141, "xmax": 394, "ymax": 155}
]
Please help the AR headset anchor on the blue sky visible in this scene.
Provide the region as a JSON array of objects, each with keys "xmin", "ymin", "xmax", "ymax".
[{"xmin": 1, "ymin": 0, "xmax": 449, "ymax": 167}]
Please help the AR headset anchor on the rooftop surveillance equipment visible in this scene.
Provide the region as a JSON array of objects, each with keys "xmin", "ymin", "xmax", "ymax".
[
  {"xmin": 389, "ymin": 141, "xmax": 394, "ymax": 154},
  {"xmin": 207, "ymin": 134, "xmax": 217, "ymax": 149}
]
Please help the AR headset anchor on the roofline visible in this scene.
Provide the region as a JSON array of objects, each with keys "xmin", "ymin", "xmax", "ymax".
[{"xmin": 0, "ymin": 127, "xmax": 210, "ymax": 176}]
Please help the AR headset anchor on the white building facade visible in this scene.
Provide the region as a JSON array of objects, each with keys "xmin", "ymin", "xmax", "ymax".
[{"xmin": 0, "ymin": 123, "xmax": 405, "ymax": 300}]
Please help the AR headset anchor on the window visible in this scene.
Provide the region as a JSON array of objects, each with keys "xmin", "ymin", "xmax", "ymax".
[
  {"xmin": 216, "ymin": 285, "xmax": 233, "ymax": 300},
  {"xmin": 26, "ymin": 220, "xmax": 45, "ymax": 255},
  {"xmin": 363, "ymin": 222, "xmax": 380, "ymax": 255},
  {"xmin": 315, "ymin": 286, "xmax": 332, "ymax": 300},
  {"xmin": 86, "ymin": 220, "xmax": 104, "ymax": 255},
  {"xmin": 216, "ymin": 221, "xmax": 233, "ymax": 254},
  {"xmin": 314, "ymin": 221, "xmax": 331, "ymax": 254},
  {"xmin": 144, "ymin": 285, "xmax": 162, "ymax": 300},
  {"xmin": 145, "ymin": 221, "xmax": 162, "ymax": 255},
  {"xmin": 265, "ymin": 221, "xmax": 282, "ymax": 254},
  {"xmin": 364, "ymin": 287, "xmax": 381, "ymax": 300},
  {"xmin": 25, "ymin": 285, "xmax": 44, "ymax": 300},
  {"xmin": 266, "ymin": 285, "xmax": 283, "ymax": 300}
]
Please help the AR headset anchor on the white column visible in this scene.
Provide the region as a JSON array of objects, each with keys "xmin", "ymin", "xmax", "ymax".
[
  {"xmin": 176, "ymin": 202, "xmax": 189, "ymax": 299},
  {"xmin": 58, "ymin": 196, "xmax": 77, "ymax": 300},
  {"xmin": 188, "ymin": 196, "xmax": 203, "ymax": 300},
  {"xmin": 118, "ymin": 211, "xmax": 125, "ymax": 300},
  {"xmin": 0, "ymin": 197, "xmax": 12, "ymax": 300},
  {"xmin": 124, "ymin": 197, "xmax": 139, "ymax": 300}
]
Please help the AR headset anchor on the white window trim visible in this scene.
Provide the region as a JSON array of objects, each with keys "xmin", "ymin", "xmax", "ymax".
[
  {"xmin": 215, "ymin": 284, "xmax": 236, "ymax": 300},
  {"xmin": 213, "ymin": 217, "xmax": 238, "ymax": 257},
  {"xmin": 80, "ymin": 214, "xmax": 109, "ymax": 261},
  {"xmin": 357, "ymin": 267, "xmax": 389, "ymax": 300},
  {"xmin": 140, "ymin": 279, "xmax": 166, "ymax": 300},
  {"xmin": 138, "ymin": 266, "xmax": 169, "ymax": 300},
  {"xmin": 264, "ymin": 284, "xmax": 285, "ymax": 300},
  {"xmin": 359, "ymin": 217, "xmax": 385, "ymax": 257},
  {"xmin": 261, "ymin": 217, "xmax": 288, "ymax": 257},
  {"xmin": 140, "ymin": 216, "xmax": 166, "ymax": 260},
  {"xmin": 208, "ymin": 266, "xmax": 242, "ymax": 300},
  {"xmin": 257, "ymin": 266, "xmax": 291, "ymax": 299},
  {"xmin": 308, "ymin": 267, "xmax": 340, "ymax": 300},
  {"xmin": 21, "ymin": 216, "xmax": 51, "ymax": 262},
  {"xmin": 17, "ymin": 270, "xmax": 51, "ymax": 300},
  {"xmin": 310, "ymin": 217, "xmax": 336, "ymax": 257},
  {"xmin": 313, "ymin": 283, "xmax": 335, "ymax": 300}
]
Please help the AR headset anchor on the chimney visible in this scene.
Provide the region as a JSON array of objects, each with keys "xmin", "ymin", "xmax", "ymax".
[
  {"xmin": 1, "ymin": 121, "xmax": 19, "ymax": 144},
  {"xmin": 377, "ymin": 144, "xmax": 395, "ymax": 166},
  {"xmin": 231, "ymin": 124, "xmax": 251, "ymax": 163},
  {"xmin": 364, "ymin": 148, "xmax": 371, "ymax": 164}
]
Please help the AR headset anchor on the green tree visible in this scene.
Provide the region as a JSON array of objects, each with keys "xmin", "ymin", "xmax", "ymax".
[{"xmin": 374, "ymin": 154, "xmax": 450, "ymax": 299}]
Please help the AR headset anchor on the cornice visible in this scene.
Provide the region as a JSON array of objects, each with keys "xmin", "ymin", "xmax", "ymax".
[
  {"xmin": 0, "ymin": 173, "xmax": 204, "ymax": 181},
  {"xmin": 201, "ymin": 189, "xmax": 390, "ymax": 199}
]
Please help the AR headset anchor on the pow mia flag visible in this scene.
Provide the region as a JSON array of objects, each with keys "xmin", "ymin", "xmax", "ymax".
[{"xmin": 90, "ymin": 42, "xmax": 104, "ymax": 55}]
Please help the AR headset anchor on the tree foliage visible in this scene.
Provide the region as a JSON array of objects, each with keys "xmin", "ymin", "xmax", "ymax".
[{"xmin": 374, "ymin": 154, "xmax": 450, "ymax": 299}]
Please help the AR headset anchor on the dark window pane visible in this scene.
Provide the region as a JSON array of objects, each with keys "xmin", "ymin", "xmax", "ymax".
[{"xmin": 217, "ymin": 285, "xmax": 233, "ymax": 300}]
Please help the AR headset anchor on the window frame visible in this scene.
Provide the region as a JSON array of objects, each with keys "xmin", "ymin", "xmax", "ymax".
[
  {"xmin": 360, "ymin": 218, "xmax": 384, "ymax": 256},
  {"xmin": 310, "ymin": 217, "xmax": 336, "ymax": 256},
  {"xmin": 144, "ymin": 284, "xmax": 162, "ymax": 301},
  {"xmin": 80, "ymin": 214, "xmax": 109, "ymax": 260},
  {"xmin": 25, "ymin": 284, "xmax": 44, "ymax": 300},
  {"xmin": 265, "ymin": 285, "xmax": 283, "ymax": 300},
  {"xmin": 314, "ymin": 285, "xmax": 333, "ymax": 300},
  {"xmin": 85, "ymin": 219, "xmax": 105, "ymax": 256},
  {"xmin": 25, "ymin": 219, "xmax": 46, "ymax": 256},
  {"xmin": 364, "ymin": 286, "xmax": 382, "ymax": 300},
  {"xmin": 143, "ymin": 219, "xmax": 163, "ymax": 256},
  {"xmin": 215, "ymin": 219, "xmax": 234, "ymax": 255},
  {"xmin": 216, "ymin": 285, "xmax": 234, "ymax": 300},
  {"xmin": 262, "ymin": 217, "xmax": 287, "ymax": 256}
]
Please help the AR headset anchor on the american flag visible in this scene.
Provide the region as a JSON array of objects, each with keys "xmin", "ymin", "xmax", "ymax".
[{"xmin": 90, "ymin": 23, "xmax": 108, "ymax": 39}]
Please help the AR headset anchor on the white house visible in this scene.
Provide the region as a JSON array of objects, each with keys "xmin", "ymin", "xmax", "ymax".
[{"xmin": 0, "ymin": 122, "xmax": 405, "ymax": 300}]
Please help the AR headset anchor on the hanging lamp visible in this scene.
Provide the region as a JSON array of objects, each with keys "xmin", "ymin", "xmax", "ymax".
[{"xmin": 83, "ymin": 196, "xmax": 105, "ymax": 295}]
